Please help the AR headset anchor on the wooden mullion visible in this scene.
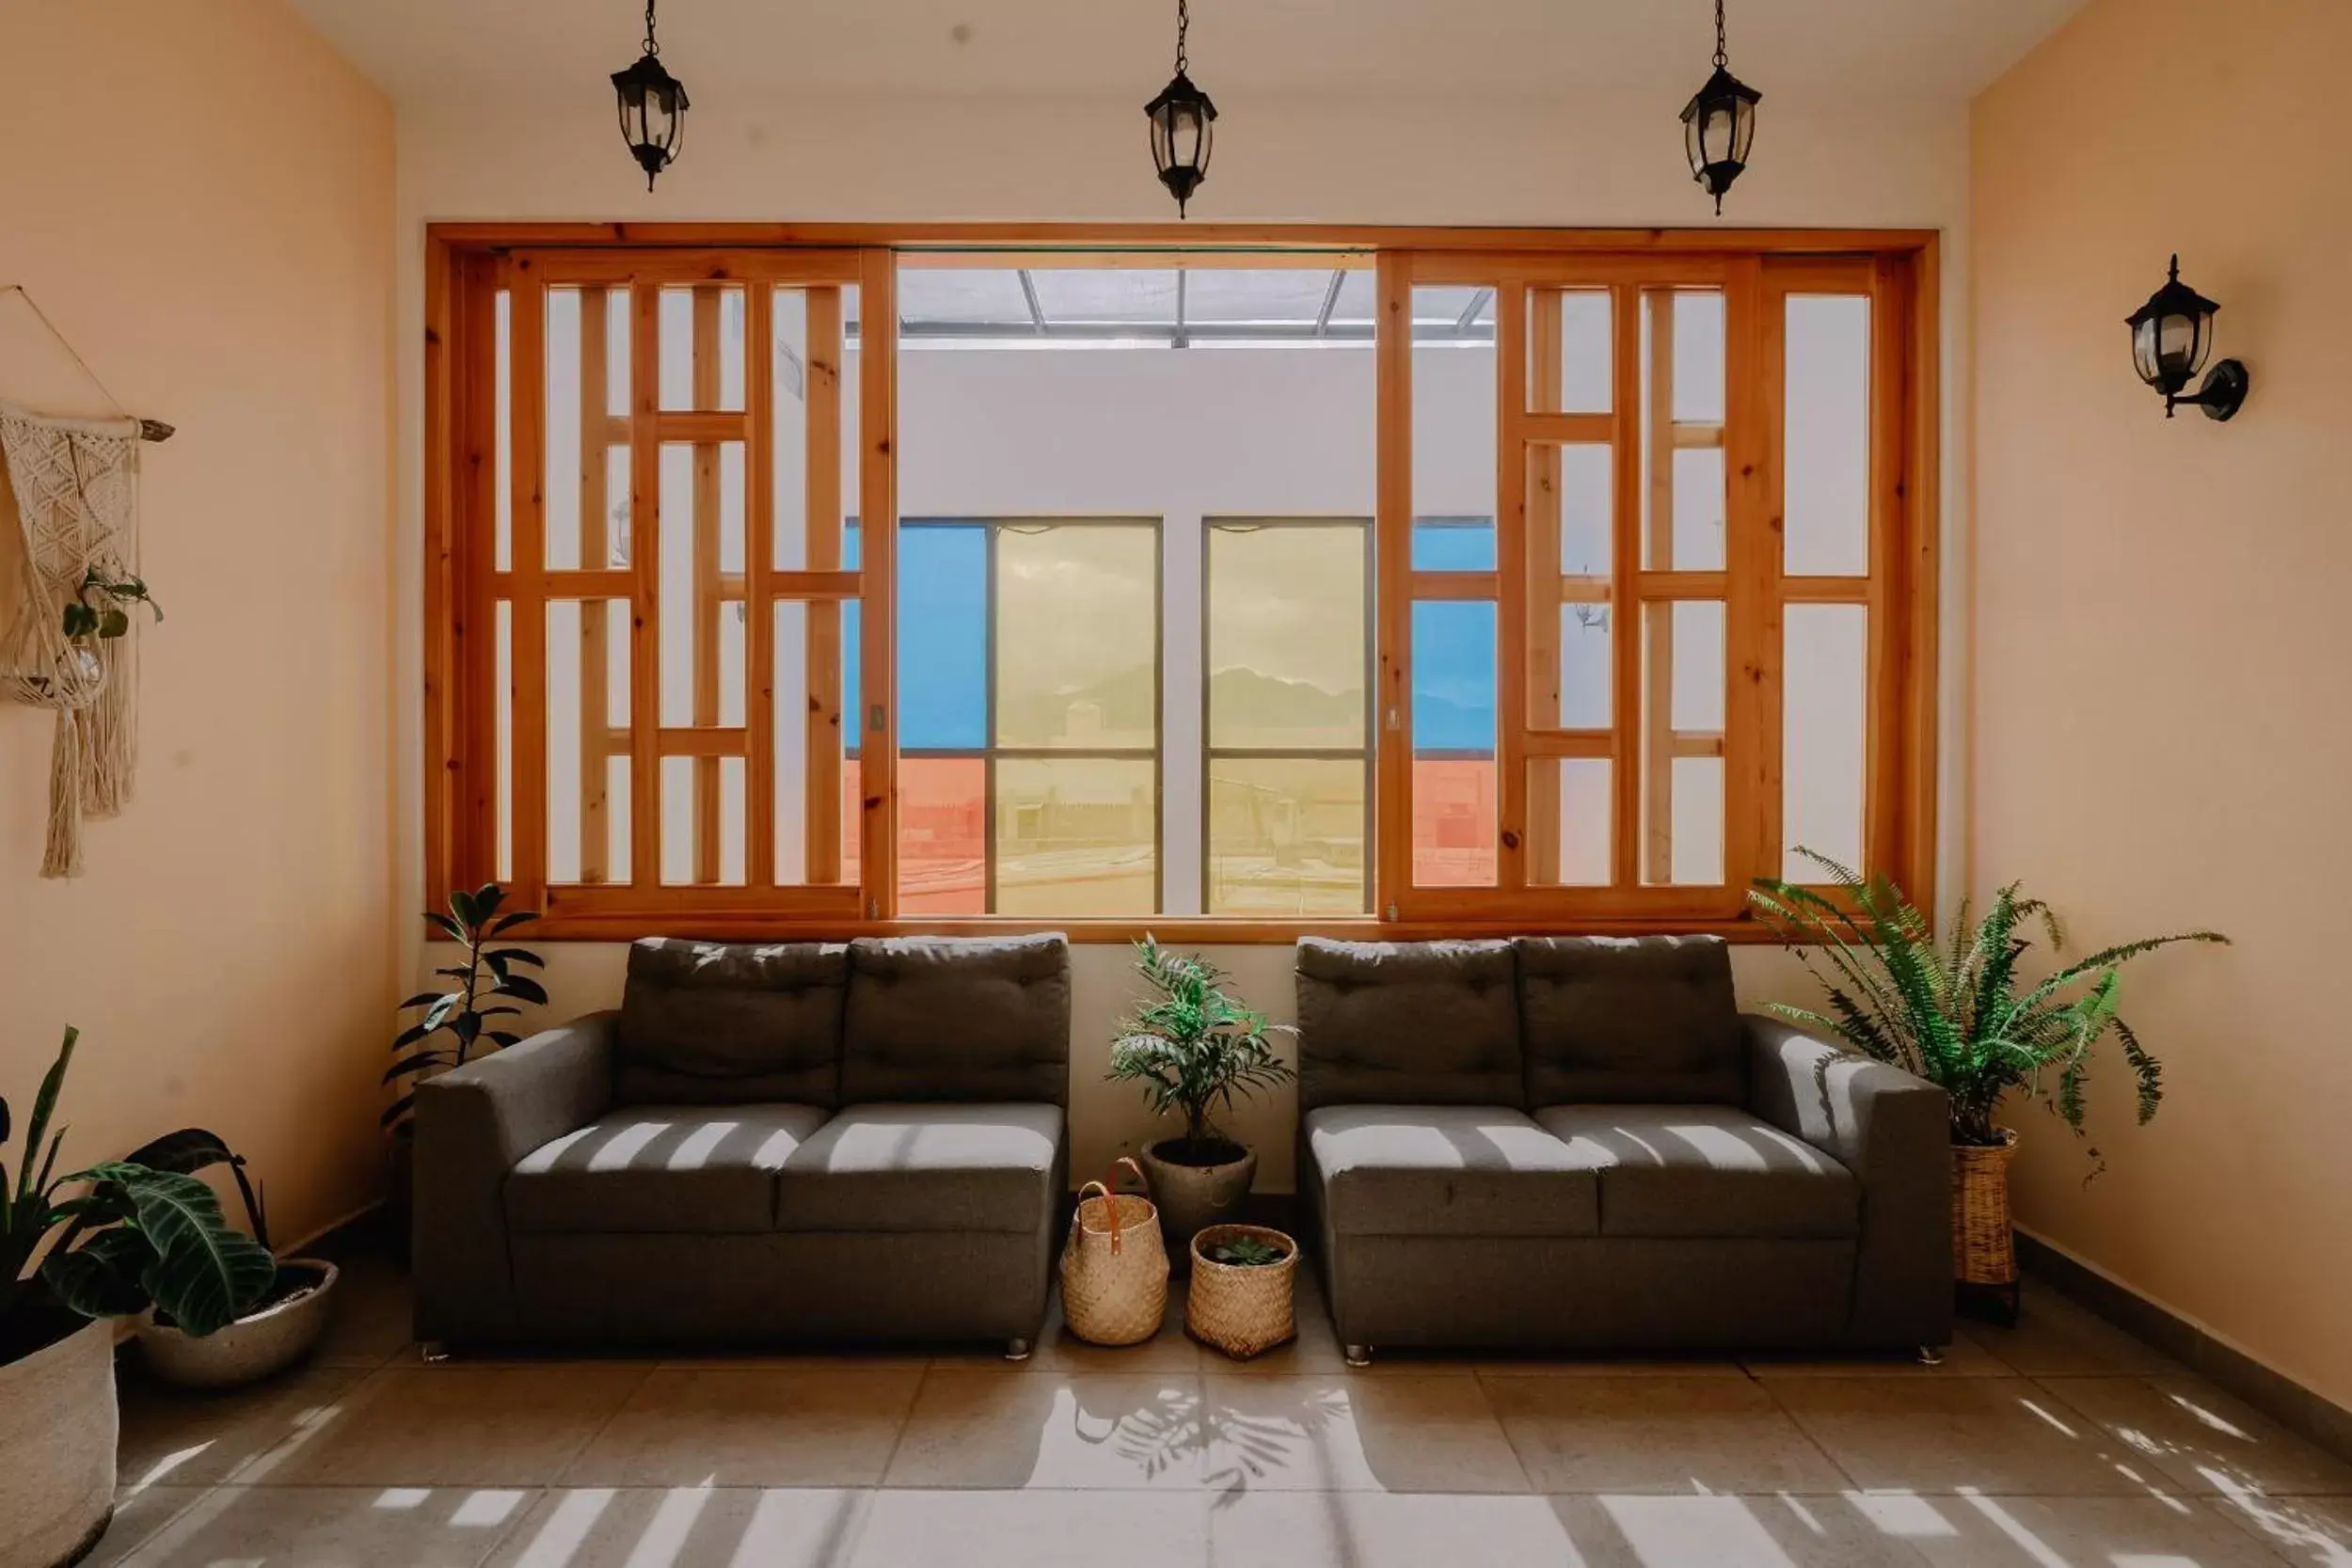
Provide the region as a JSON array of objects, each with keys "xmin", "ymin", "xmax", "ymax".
[
  {"xmin": 1866, "ymin": 252, "xmax": 1908, "ymax": 885},
  {"xmin": 1725, "ymin": 257, "xmax": 1781, "ymax": 890},
  {"xmin": 806, "ymin": 286, "xmax": 846, "ymax": 884},
  {"xmin": 745, "ymin": 282, "xmax": 778, "ymax": 888},
  {"xmin": 1902, "ymin": 243, "xmax": 1941, "ymax": 915},
  {"xmin": 506, "ymin": 260, "xmax": 549, "ymax": 911},
  {"xmin": 1375, "ymin": 253, "xmax": 1413, "ymax": 915},
  {"xmin": 690, "ymin": 288, "xmax": 723, "ymax": 884},
  {"xmin": 576, "ymin": 287, "xmax": 612, "ymax": 884},
  {"xmin": 1520, "ymin": 412, "xmax": 1614, "ymax": 443},
  {"xmin": 1641, "ymin": 286, "xmax": 1676, "ymax": 885},
  {"xmin": 1495, "ymin": 281, "xmax": 1529, "ymax": 892},
  {"xmin": 857, "ymin": 250, "xmax": 899, "ymax": 916},
  {"xmin": 1607, "ymin": 281, "xmax": 1642, "ymax": 890},
  {"xmin": 1527, "ymin": 290, "xmax": 1565, "ymax": 884},
  {"xmin": 1407, "ymin": 571, "xmax": 1502, "ymax": 600},
  {"xmin": 1524, "ymin": 729, "xmax": 1613, "ymax": 759},
  {"xmin": 628, "ymin": 282, "xmax": 662, "ymax": 884}
]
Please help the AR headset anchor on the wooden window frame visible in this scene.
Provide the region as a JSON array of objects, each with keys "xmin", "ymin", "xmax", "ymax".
[{"xmin": 425, "ymin": 225, "xmax": 1937, "ymax": 942}]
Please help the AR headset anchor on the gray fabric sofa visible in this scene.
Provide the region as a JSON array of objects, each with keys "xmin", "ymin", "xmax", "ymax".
[
  {"xmin": 412, "ymin": 932, "xmax": 1071, "ymax": 1354},
  {"xmin": 1295, "ymin": 935, "xmax": 1951, "ymax": 1360}
]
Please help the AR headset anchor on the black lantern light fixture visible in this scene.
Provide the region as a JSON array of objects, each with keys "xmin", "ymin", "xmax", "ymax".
[
  {"xmin": 1681, "ymin": 0, "xmax": 1761, "ymax": 214},
  {"xmin": 2126, "ymin": 255, "xmax": 2250, "ymax": 421},
  {"xmin": 612, "ymin": 0, "xmax": 689, "ymax": 191},
  {"xmin": 1145, "ymin": 0, "xmax": 1216, "ymax": 218}
]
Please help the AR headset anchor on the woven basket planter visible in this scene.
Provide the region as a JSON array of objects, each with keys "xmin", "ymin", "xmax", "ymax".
[
  {"xmin": 1060, "ymin": 1157, "xmax": 1169, "ymax": 1347},
  {"xmin": 1185, "ymin": 1224, "xmax": 1298, "ymax": 1360},
  {"xmin": 1952, "ymin": 1130, "xmax": 2020, "ymax": 1286}
]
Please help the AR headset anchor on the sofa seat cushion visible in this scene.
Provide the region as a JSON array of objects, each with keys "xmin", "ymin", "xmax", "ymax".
[
  {"xmin": 777, "ymin": 1101, "xmax": 1064, "ymax": 1235},
  {"xmin": 505, "ymin": 1103, "xmax": 829, "ymax": 1235},
  {"xmin": 1304, "ymin": 1105, "xmax": 1599, "ymax": 1238},
  {"xmin": 1534, "ymin": 1104, "xmax": 1859, "ymax": 1239}
]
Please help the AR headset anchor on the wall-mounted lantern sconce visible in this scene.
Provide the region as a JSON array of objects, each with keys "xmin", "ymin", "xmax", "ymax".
[{"xmin": 2126, "ymin": 255, "xmax": 2249, "ymax": 421}]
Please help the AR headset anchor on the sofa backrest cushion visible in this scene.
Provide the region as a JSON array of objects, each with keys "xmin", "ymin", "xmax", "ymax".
[
  {"xmin": 1517, "ymin": 935, "xmax": 1743, "ymax": 1105},
  {"xmin": 842, "ymin": 934, "xmax": 1070, "ymax": 1105},
  {"xmin": 1295, "ymin": 938, "xmax": 1521, "ymax": 1112},
  {"xmin": 615, "ymin": 938, "xmax": 848, "ymax": 1107}
]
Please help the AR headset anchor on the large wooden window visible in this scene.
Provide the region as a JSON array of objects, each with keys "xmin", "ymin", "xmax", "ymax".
[{"xmin": 427, "ymin": 230, "xmax": 1934, "ymax": 940}]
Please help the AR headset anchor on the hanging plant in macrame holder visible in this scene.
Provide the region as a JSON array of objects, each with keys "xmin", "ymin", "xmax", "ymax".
[{"xmin": 0, "ymin": 402, "xmax": 147, "ymax": 877}]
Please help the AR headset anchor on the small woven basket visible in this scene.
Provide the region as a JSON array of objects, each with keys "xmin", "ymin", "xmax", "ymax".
[
  {"xmin": 1060, "ymin": 1156, "xmax": 1169, "ymax": 1347},
  {"xmin": 1185, "ymin": 1224, "xmax": 1298, "ymax": 1360},
  {"xmin": 1952, "ymin": 1130, "xmax": 2020, "ymax": 1286}
]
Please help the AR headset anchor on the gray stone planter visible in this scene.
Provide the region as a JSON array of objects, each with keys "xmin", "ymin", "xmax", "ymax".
[
  {"xmin": 135, "ymin": 1259, "xmax": 339, "ymax": 1390},
  {"xmin": 1138, "ymin": 1138, "xmax": 1257, "ymax": 1265},
  {"xmin": 0, "ymin": 1315, "xmax": 116, "ymax": 1568}
]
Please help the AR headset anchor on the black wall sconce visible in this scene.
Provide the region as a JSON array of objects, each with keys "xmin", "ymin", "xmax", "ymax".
[{"xmin": 2126, "ymin": 255, "xmax": 2250, "ymax": 421}]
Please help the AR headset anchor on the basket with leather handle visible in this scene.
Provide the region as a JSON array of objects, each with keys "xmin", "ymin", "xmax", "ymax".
[{"xmin": 1059, "ymin": 1156, "xmax": 1169, "ymax": 1346}]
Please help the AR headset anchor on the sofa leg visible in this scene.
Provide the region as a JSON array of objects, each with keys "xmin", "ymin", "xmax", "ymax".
[
  {"xmin": 1343, "ymin": 1343, "xmax": 1373, "ymax": 1369},
  {"xmin": 420, "ymin": 1340, "xmax": 453, "ymax": 1365},
  {"xmin": 1003, "ymin": 1338, "xmax": 1033, "ymax": 1362},
  {"xmin": 1916, "ymin": 1343, "xmax": 1947, "ymax": 1367}
]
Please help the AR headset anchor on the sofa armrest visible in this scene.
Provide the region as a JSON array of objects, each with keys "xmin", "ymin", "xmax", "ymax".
[
  {"xmin": 411, "ymin": 1012, "xmax": 616, "ymax": 1343},
  {"xmin": 1744, "ymin": 1013, "xmax": 1952, "ymax": 1348}
]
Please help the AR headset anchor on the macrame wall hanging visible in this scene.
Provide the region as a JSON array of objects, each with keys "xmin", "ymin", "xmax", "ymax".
[{"xmin": 0, "ymin": 285, "xmax": 171, "ymax": 878}]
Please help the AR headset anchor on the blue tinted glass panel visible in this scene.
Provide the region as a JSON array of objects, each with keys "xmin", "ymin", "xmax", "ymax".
[
  {"xmin": 1411, "ymin": 517, "xmax": 1496, "ymax": 572},
  {"xmin": 843, "ymin": 599, "xmax": 863, "ymax": 757},
  {"xmin": 843, "ymin": 518, "xmax": 862, "ymax": 572},
  {"xmin": 1410, "ymin": 600, "xmax": 1496, "ymax": 755},
  {"xmin": 897, "ymin": 524, "xmax": 986, "ymax": 750}
]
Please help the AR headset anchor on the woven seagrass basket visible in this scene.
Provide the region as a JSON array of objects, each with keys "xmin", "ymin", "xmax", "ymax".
[
  {"xmin": 1951, "ymin": 1130, "xmax": 2020, "ymax": 1286},
  {"xmin": 1060, "ymin": 1156, "xmax": 1169, "ymax": 1346},
  {"xmin": 1185, "ymin": 1224, "xmax": 1298, "ymax": 1360}
]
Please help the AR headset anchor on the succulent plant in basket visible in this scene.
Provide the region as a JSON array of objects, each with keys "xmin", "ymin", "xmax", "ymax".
[
  {"xmin": 1203, "ymin": 1234, "xmax": 1290, "ymax": 1268},
  {"xmin": 1106, "ymin": 938, "xmax": 1295, "ymax": 1259}
]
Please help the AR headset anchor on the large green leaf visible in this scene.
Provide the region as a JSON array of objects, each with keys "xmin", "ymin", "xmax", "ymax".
[
  {"xmin": 41, "ymin": 1226, "xmax": 153, "ymax": 1318},
  {"xmin": 122, "ymin": 1128, "xmax": 236, "ymax": 1177},
  {"xmin": 18, "ymin": 1028, "xmax": 75, "ymax": 1207},
  {"xmin": 74, "ymin": 1164, "xmax": 275, "ymax": 1335}
]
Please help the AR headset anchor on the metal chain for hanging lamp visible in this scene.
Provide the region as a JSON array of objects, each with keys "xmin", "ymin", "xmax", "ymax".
[{"xmin": 1145, "ymin": 0, "xmax": 1217, "ymax": 216}]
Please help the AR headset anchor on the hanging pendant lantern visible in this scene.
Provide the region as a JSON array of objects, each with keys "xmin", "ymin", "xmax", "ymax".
[
  {"xmin": 1146, "ymin": 0, "xmax": 1217, "ymax": 218},
  {"xmin": 612, "ymin": 0, "xmax": 690, "ymax": 191},
  {"xmin": 1681, "ymin": 0, "xmax": 1760, "ymax": 215}
]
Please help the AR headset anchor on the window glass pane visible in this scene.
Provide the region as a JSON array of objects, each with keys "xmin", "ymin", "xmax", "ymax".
[
  {"xmin": 494, "ymin": 600, "xmax": 511, "ymax": 883},
  {"xmin": 1557, "ymin": 602, "xmax": 1613, "ymax": 730},
  {"xmin": 1528, "ymin": 290, "xmax": 1613, "ymax": 413},
  {"xmin": 1028, "ymin": 270, "xmax": 1178, "ymax": 325},
  {"xmin": 1412, "ymin": 517, "xmax": 1495, "ymax": 571},
  {"xmin": 995, "ymin": 757, "xmax": 1157, "ymax": 915},
  {"xmin": 660, "ymin": 754, "xmax": 745, "ymax": 887},
  {"xmin": 1640, "ymin": 600, "xmax": 1725, "ymax": 886},
  {"xmin": 993, "ymin": 524, "xmax": 1158, "ymax": 751},
  {"xmin": 657, "ymin": 441, "xmax": 746, "ymax": 728},
  {"xmin": 899, "ymin": 756, "xmax": 986, "ymax": 914},
  {"xmin": 545, "ymin": 289, "xmax": 580, "ymax": 570},
  {"xmin": 772, "ymin": 599, "xmax": 853, "ymax": 886},
  {"xmin": 1785, "ymin": 604, "xmax": 1868, "ymax": 877},
  {"xmin": 1412, "ymin": 599, "xmax": 1496, "ymax": 887},
  {"xmin": 1670, "ymin": 445, "xmax": 1727, "ymax": 571},
  {"xmin": 659, "ymin": 285, "xmax": 746, "ymax": 411},
  {"xmin": 1527, "ymin": 758, "xmax": 1611, "ymax": 886},
  {"xmin": 1206, "ymin": 523, "xmax": 1366, "ymax": 750},
  {"xmin": 898, "ymin": 268, "xmax": 1030, "ymax": 325},
  {"xmin": 547, "ymin": 599, "xmax": 630, "ymax": 886},
  {"xmin": 1327, "ymin": 268, "xmax": 1376, "ymax": 329},
  {"xmin": 1552, "ymin": 445, "xmax": 1612, "ymax": 575},
  {"xmin": 898, "ymin": 524, "xmax": 988, "ymax": 750},
  {"xmin": 494, "ymin": 292, "xmax": 511, "ymax": 573},
  {"xmin": 1184, "ymin": 269, "xmax": 1332, "ymax": 326},
  {"xmin": 772, "ymin": 287, "xmax": 810, "ymax": 569},
  {"xmin": 1413, "ymin": 285, "xmax": 1494, "ymax": 526},
  {"xmin": 1785, "ymin": 294, "xmax": 1872, "ymax": 577},
  {"xmin": 1673, "ymin": 291, "xmax": 1726, "ymax": 424},
  {"xmin": 554, "ymin": 287, "xmax": 628, "ymax": 568},
  {"xmin": 1206, "ymin": 757, "xmax": 1367, "ymax": 915}
]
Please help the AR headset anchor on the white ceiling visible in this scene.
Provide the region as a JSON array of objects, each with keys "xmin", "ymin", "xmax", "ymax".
[{"xmin": 289, "ymin": 0, "xmax": 2086, "ymax": 105}]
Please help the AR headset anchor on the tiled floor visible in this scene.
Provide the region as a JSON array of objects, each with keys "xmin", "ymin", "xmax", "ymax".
[{"xmin": 92, "ymin": 1249, "xmax": 2352, "ymax": 1566}]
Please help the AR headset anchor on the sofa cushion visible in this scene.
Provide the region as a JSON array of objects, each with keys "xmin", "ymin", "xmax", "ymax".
[
  {"xmin": 505, "ymin": 1103, "xmax": 829, "ymax": 1235},
  {"xmin": 776, "ymin": 1101, "xmax": 1065, "ymax": 1234},
  {"xmin": 1303, "ymin": 1104, "xmax": 1599, "ymax": 1238},
  {"xmin": 841, "ymin": 935, "xmax": 1070, "ymax": 1105},
  {"xmin": 1534, "ymin": 1104, "xmax": 1859, "ymax": 1239},
  {"xmin": 1296, "ymin": 939, "xmax": 1522, "ymax": 1111},
  {"xmin": 1518, "ymin": 935, "xmax": 1743, "ymax": 1105},
  {"xmin": 616, "ymin": 939, "xmax": 847, "ymax": 1107}
]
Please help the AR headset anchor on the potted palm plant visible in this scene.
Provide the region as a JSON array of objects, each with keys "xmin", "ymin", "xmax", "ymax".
[
  {"xmin": 1107, "ymin": 939, "xmax": 1295, "ymax": 1259},
  {"xmin": 1750, "ymin": 851, "xmax": 2227, "ymax": 1303},
  {"xmin": 2, "ymin": 1028, "xmax": 277, "ymax": 1568}
]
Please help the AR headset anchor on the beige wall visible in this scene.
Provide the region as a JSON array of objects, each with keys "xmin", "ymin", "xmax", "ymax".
[
  {"xmin": 1973, "ymin": 0, "xmax": 2351, "ymax": 1405},
  {"xmin": 0, "ymin": 3, "xmax": 395, "ymax": 1248}
]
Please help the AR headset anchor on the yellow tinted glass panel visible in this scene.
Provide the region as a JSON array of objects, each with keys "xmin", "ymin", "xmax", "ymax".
[
  {"xmin": 994, "ymin": 757, "xmax": 1157, "ymax": 916},
  {"xmin": 993, "ymin": 524, "xmax": 1158, "ymax": 751},
  {"xmin": 1206, "ymin": 523, "xmax": 1367, "ymax": 751},
  {"xmin": 1206, "ymin": 756, "xmax": 1368, "ymax": 916}
]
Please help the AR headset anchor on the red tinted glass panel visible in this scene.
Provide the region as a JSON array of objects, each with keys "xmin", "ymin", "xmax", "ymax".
[
  {"xmin": 1412, "ymin": 758, "xmax": 1497, "ymax": 888},
  {"xmin": 898, "ymin": 756, "xmax": 986, "ymax": 914}
]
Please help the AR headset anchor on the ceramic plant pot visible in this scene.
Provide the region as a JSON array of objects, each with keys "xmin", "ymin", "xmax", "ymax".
[
  {"xmin": 0, "ymin": 1314, "xmax": 118, "ymax": 1568},
  {"xmin": 135, "ymin": 1259, "xmax": 341, "ymax": 1390},
  {"xmin": 1138, "ymin": 1137, "xmax": 1258, "ymax": 1264}
]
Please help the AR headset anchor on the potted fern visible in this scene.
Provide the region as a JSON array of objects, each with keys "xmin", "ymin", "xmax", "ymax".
[
  {"xmin": 1750, "ymin": 851, "xmax": 2227, "ymax": 1297},
  {"xmin": 3, "ymin": 1028, "xmax": 277, "ymax": 1568},
  {"xmin": 1107, "ymin": 939, "xmax": 1295, "ymax": 1259}
]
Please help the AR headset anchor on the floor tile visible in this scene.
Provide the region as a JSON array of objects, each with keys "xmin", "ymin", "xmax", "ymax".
[
  {"xmin": 112, "ymin": 1484, "xmax": 534, "ymax": 1567},
  {"xmin": 1851, "ymin": 1491, "xmax": 2291, "ymax": 1566},
  {"xmin": 1768, "ymin": 1376, "xmax": 2149, "ymax": 1495},
  {"xmin": 1482, "ymin": 1353, "xmax": 1750, "ymax": 1377},
  {"xmin": 1209, "ymin": 1491, "xmax": 1588, "ymax": 1568},
  {"xmin": 1482, "ymin": 1374, "xmax": 1851, "ymax": 1495},
  {"xmin": 2041, "ymin": 1372, "xmax": 2352, "ymax": 1497},
  {"xmin": 482, "ymin": 1487, "xmax": 873, "ymax": 1568},
  {"xmin": 256, "ymin": 1365, "xmax": 649, "ymax": 1486},
  {"xmin": 1023, "ymin": 1285, "xmax": 1204, "ymax": 1373},
  {"xmin": 1956, "ymin": 1291, "xmax": 2184, "ymax": 1377},
  {"xmin": 848, "ymin": 1489, "xmax": 1208, "ymax": 1568},
  {"xmin": 83, "ymin": 1486, "xmax": 206, "ymax": 1568},
  {"xmin": 885, "ymin": 1370, "xmax": 1205, "ymax": 1489},
  {"xmin": 559, "ymin": 1369, "xmax": 923, "ymax": 1487},
  {"xmin": 1550, "ymin": 1492, "xmax": 1929, "ymax": 1567},
  {"xmin": 1743, "ymin": 1334, "xmax": 2014, "ymax": 1379},
  {"xmin": 1202, "ymin": 1373, "xmax": 1529, "ymax": 1495},
  {"xmin": 2208, "ymin": 1489, "xmax": 2352, "ymax": 1564},
  {"xmin": 115, "ymin": 1362, "xmax": 374, "ymax": 1489},
  {"xmin": 311, "ymin": 1253, "xmax": 419, "ymax": 1367}
]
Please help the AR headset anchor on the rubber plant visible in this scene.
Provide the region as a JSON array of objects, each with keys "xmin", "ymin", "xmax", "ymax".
[
  {"xmin": 1, "ymin": 1028, "xmax": 276, "ymax": 1362},
  {"xmin": 1749, "ymin": 849, "xmax": 2228, "ymax": 1171},
  {"xmin": 383, "ymin": 881, "xmax": 546, "ymax": 1132},
  {"xmin": 1106, "ymin": 937, "xmax": 1294, "ymax": 1163}
]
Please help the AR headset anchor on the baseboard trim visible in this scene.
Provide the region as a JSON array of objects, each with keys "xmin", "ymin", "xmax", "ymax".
[
  {"xmin": 2014, "ymin": 1227, "xmax": 2352, "ymax": 1466},
  {"xmin": 277, "ymin": 1200, "xmax": 385, "ymax": 1259}
]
